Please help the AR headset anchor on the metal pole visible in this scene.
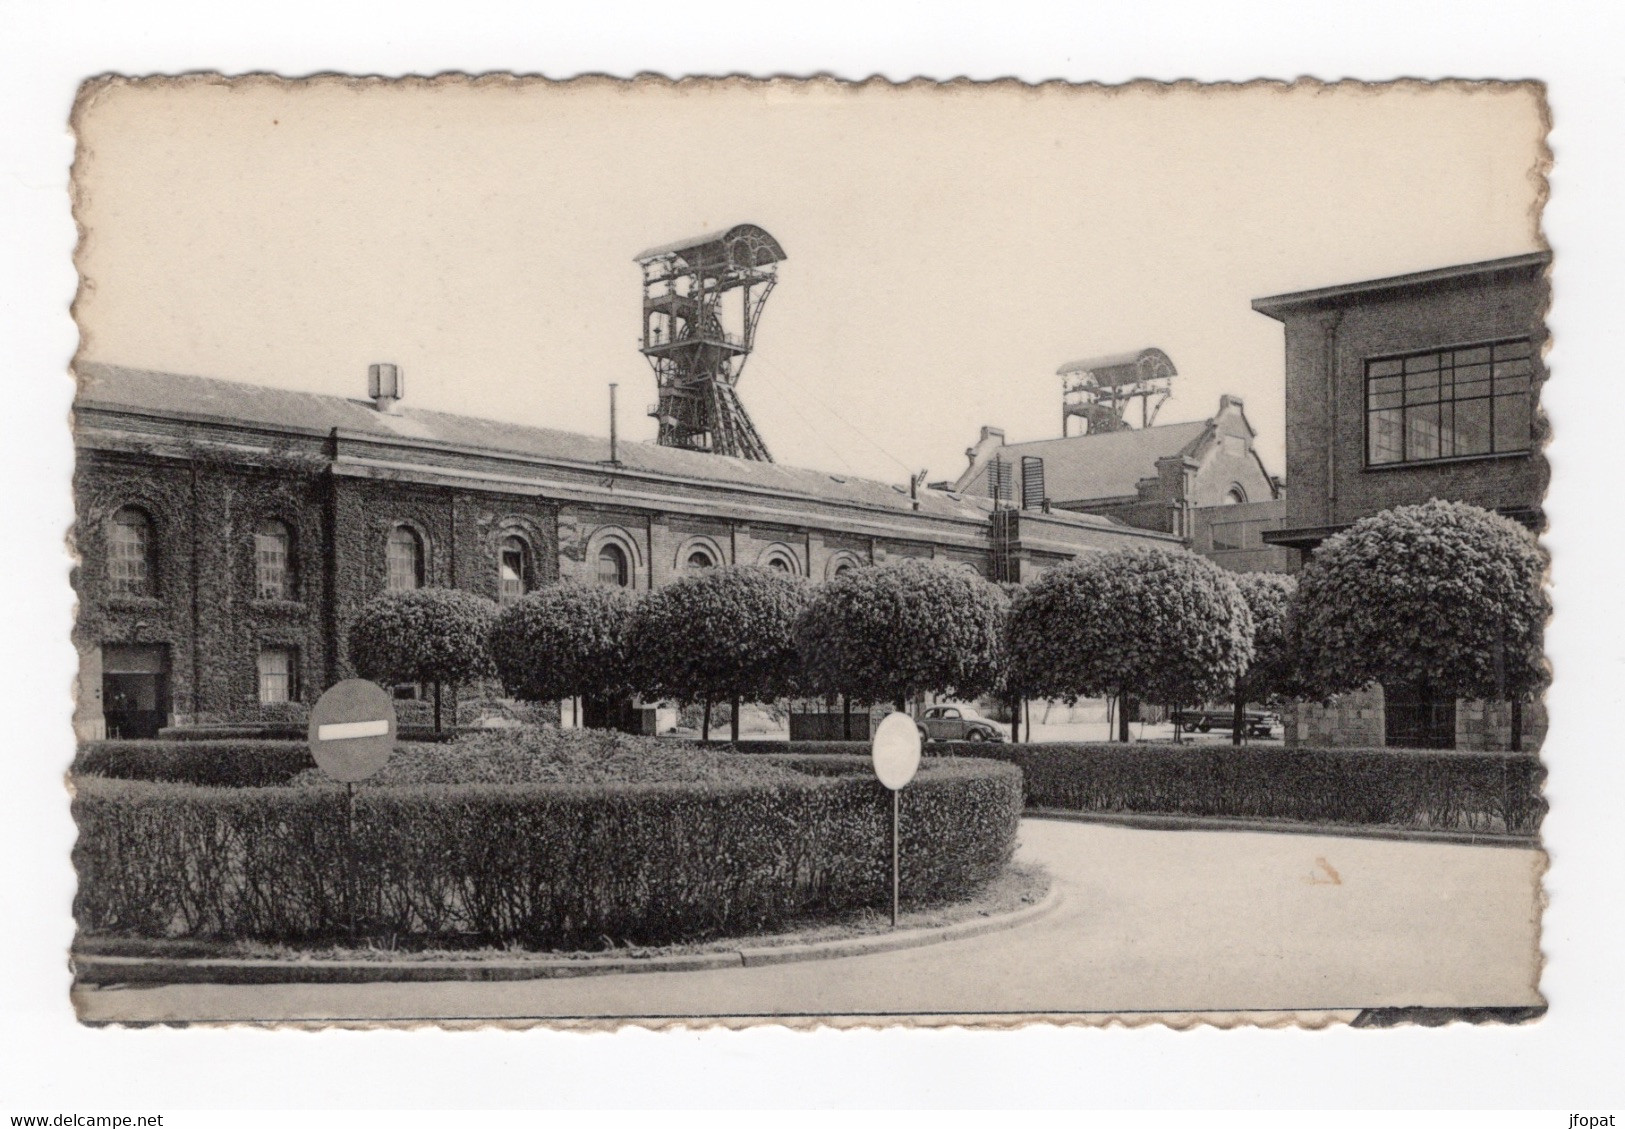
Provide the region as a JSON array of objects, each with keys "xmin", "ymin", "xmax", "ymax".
[
  {"xmin": 609, "ymin": 383, "xmax": 619, "ymax": 464},
  {"xmin": 346, "ymin": 781, "xmax": 357, "ymax": 943},
  {"xmin": 891, "ymin": 788, "xmax": 900, "ymax": 928}
]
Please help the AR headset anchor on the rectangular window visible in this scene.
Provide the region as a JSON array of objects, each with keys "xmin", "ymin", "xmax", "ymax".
[
  {"xmin": 257, "ymin": 647, "xmax": 296, "ymax": 704},
  {"xmin": 1210, "ymin": 524, "xmax": 1245, "ymax": 552},
  {"xmin": 1365, "ymin": 338, "xmax": 1534, "ymax": 467}
]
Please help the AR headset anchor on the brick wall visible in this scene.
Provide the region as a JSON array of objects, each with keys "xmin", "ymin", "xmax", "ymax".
[{"xmin": 1274, "ymin": 263, "xmax": 1548, "ymax": 536}]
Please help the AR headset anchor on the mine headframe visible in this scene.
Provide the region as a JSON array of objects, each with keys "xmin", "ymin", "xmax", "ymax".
[
  {"xmin": 1058, "ymin": 348, "xmax": 1178, "ymax": 436},
  {"xmin": 634, "ymin": 224, "xmax": 786, "ymax": 461}
]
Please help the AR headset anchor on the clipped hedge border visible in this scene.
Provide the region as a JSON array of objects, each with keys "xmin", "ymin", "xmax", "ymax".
[
  {"xmin": 937, "ymin": 741, "xmax": 1544, "ymax": 836},
  {"xmin": 72, "ymin": 756, "xmax": 1021, "ymax": 949},
  {"xmin": 728, "ymin": 739, "xmax": 1544, "ymax": 836},
  {"xmin": 74, "ymin": 741, "xmax": 318, "ymax": 788}
]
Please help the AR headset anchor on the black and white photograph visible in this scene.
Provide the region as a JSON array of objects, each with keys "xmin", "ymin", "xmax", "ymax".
[
  {"xmin": 62, "ymin": 75, "xmax": 1552, "ymax": 1026},
  {"xmin": 5, "ymin": 4, "xmax": 1625, "ymax": 1112}
]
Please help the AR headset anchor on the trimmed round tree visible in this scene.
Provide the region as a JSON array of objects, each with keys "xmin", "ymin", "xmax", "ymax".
[
  {"xmin": 624, "ymin": 565, "xmax": 813, "ymax": 742},
  {"xmin": 347, "ymin": 587, "xmax": 498, "ymax": 732},
  {"xmin": 489, "ymin": 581, "xmax": 637, "ymax": 724},
  {"xmin": 1007, "ymin": 547, "xmax": 1253, "ymax": 742},
  {"xmin": 796, "ymin": 558, "xmax": 1008, "ymax": 715},
  {"xmin": 1231, "ymin": 571, "xmax": 1298, "ymax": 745},
  {"xmin": 1291, "ymin": 499, "xmax": 1547, "ymax": 749}
]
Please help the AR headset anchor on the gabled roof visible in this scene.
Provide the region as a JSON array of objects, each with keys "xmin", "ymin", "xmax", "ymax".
[
  {"xmin": 74, "ymin": 363, "xmax": 999, "ymax": 522},
  {"xmin": 957, "ymin": 419, "xmax": 1212, "ymax": 503}
]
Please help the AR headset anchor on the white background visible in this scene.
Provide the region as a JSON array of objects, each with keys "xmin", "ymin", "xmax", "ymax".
[{"xmin": 2, "ymin": 0, "xmax": 1621, "ymax": 1112}]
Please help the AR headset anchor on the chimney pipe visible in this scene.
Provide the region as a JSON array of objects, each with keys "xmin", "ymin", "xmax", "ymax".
[
  {"xmin": 368, "ymin": 363, "xmax": 403, "ymax": 414},
  {"xmin": 608, "ymin": 383, "xmax": 620, "ymax": 465}
]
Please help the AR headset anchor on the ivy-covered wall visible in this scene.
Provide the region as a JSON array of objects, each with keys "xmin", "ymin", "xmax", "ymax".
[{"xmin": 74, "ymin": 447, "xmax": 559, "ymax": 733}]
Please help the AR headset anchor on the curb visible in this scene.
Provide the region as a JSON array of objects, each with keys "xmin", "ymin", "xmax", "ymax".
[
  {"xmin": 72, "ymin": 887, "xmax": 1061, "ymax": 987},
  {"xmin": 1023, "ymin": 807, "xmax": 1539, "ymax": 848}
]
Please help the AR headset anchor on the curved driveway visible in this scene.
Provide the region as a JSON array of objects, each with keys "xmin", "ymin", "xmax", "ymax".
[{"xmin": 75, "ymin": 819, "xmax": 1544, "ymax": 1024}]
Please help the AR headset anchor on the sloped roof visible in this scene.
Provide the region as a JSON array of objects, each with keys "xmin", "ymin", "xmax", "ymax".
[
  {"xmin": 75, "ymin": 363, "xmax": 997, "ymax": 522},
  {"xmin": 960, "ymin": 420, "xmax": 1212, "ymax": 503}
]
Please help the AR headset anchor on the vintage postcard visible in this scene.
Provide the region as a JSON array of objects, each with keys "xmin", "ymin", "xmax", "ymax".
[{"xmin": 65, "ymin": 75, "xmax": 1549, "ymax": 1028}]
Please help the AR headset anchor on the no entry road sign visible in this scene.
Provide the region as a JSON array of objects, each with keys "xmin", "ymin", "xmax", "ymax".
[
  {"xmin": 871, "ymin": 711, "xmax": 923, "ymax": 928},
  {"xmin": 871, "ymin": 711, "xmax": 922, "ymax": 791},
  {"xmin": 308, "ymin": 679, "xmax": 397, "ymax": 783}
]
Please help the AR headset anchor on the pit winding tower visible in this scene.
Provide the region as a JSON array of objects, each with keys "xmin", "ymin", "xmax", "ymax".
[
  {"xmin": 635, "ymin": 224, "xmax": 786, "ymax": 461},
  {"xmin": 1058, "ymin": 348, "xmax": 1178, "ymax": 437}
]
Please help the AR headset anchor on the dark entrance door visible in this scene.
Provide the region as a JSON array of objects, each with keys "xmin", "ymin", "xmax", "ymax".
[
  {"xmin": 1383, "ymin": 684, "xmax": 1456, "ymax": 749},
  {"xmin": 580, "ymin": 693, "xmax": 641, "ymax": 734},
  {"xmin": 102, "ymin": 644, "xmax": 170, "ymax": 739}
]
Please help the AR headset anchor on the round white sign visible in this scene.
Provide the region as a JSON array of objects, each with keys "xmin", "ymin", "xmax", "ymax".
[
  {"xmin": 871, "ymin": 711, "xmax": 922, "ymax": 791},
  {"xmin": 308, "ymin": 679, "xmax": 398, "ymax": 783}
]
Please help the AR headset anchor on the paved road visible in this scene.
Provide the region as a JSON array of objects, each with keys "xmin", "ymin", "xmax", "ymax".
[{"xmin": 74, "ymin": 820, "xmax": 1544, "ymax": 1024}]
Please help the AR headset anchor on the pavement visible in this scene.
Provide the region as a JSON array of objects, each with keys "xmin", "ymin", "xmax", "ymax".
[{"xmin": 73, "ymin": 819, "xmax": 1544, "ymax": 1024}]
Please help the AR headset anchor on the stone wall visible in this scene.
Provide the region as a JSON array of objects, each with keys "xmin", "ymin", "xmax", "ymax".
[
  {"xmin": 1457, "ymin": 697, "xmax": 1549, "ymax": 753},
  {"xmin": 1282, "ymin": 685, "xmax": 1386, "ymax": 748},
  {"xmin": 1284, "ymin": 683, "xmax": 1549, "ymax": 751}
]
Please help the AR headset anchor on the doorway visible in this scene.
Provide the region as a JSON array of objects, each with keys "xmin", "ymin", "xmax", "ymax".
[
  {"xmin": 1383, "ymin": 684, "xmax": 1456, "ymax": 749},
  {"xmin": 101, "ymin": 644, "xmax": 170, "ymax": 739}
]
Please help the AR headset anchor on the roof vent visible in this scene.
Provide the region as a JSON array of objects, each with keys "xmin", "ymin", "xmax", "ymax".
[{"xmin": 368, "ymin": 363, "xmax": 403, "ymax": 414}]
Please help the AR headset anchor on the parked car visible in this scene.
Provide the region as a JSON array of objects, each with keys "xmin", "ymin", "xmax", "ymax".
[
  {"xmin": 1170, "ymin": 708, "xmax": 1280, "ymax": 738},
  {"xmin": 917, "ymin": 705, "xmax": 1005, "ymax": 743}
]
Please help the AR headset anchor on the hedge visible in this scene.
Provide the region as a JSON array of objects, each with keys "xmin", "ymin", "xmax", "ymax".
[
  {"xmin": 71, "ymin": 756, "xmax": 1021, "ymax": 948},
  {"xmin": 948, "ymin": 742, "xmax": 1545, "ymax": 836},
  {"xmin": 724, "ymin": 739, "xmax": 1544, "ymax": 836},
  {"xmin": 157, "ymin": 724, "xmax": 308, "ymax": 742},
  {"xmin": 74, "ymin": 741, "xmax": 317, "ymax": 788}
]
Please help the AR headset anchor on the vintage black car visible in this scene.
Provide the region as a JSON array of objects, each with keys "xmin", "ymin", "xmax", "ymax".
[
  {"xmin": 916, "ymin": 705, "xmax": 1005, "ymax": 743},
  {"xmin": 1170, "ymin": 708, "xmax": 1280, "ymax": 738}
]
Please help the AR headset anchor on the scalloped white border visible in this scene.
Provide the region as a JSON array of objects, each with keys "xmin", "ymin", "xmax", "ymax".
[{"xmin": 7, "ymin": 2, "xmax": 1621, "ymax": 1112}]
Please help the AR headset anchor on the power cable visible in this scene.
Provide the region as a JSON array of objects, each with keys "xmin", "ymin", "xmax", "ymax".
[{"xmin": 746, "ymin": 352, "xmax": 919, "ymax": 480}]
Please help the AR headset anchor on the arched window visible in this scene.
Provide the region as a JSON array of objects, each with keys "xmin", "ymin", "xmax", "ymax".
[
  {"xmin": 757, "ymin": 544, "xmax": 800, "ymax": 575},
  {"xmin": 1224, "ymin": 485, "xmax": 1248, "ymax": 506},
  {"xmin": 499, "ymin": 535, "xmax": 530, "ymax": 604},
  {"xmin": 108, "ymin": 507, "xmax": 154, "ymax": 597},
  {"xmin": 825, "ymin": 551, "xmax": 864, "ymax": 580},
  {"xmin": 685, "ymin": 547, "xmax": 716, "ymax": 572},
  {"xmin": 597, "ymin": 542, "xmax": 630, "ymax": 588},
  {"xmin": 387, "ymin": 526, "xmax": 425, "ymax": 591},
  {"xmin": 254, "ymin": 519, "xmax": 294, "ymax": 600}
]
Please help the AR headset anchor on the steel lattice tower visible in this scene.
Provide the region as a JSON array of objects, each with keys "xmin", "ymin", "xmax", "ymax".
[{"xmin": 635, "ymin": 224, "xmax": 786, "ymax": 461}]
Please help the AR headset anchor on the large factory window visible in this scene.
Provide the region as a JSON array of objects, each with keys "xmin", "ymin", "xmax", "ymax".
[{"xmin": 1366, "ymin": 338, "xmax": 1533, "ymax": 467}]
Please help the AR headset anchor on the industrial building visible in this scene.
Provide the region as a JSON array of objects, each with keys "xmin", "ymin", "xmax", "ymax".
[
  {"xmin": 1252, "ymin": 251, "xmax": 1550, "ymax": 750},
  {"xmin": 71, "ymin": 361, "xmax": 1176, "ymax": 739}
]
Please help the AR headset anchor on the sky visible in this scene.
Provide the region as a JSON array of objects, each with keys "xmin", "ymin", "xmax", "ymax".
[{"xmin": 72, "ymin": 77, "xmax": 1546, "ymax": 487}]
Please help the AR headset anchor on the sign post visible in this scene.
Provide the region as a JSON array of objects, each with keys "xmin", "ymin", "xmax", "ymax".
[
  {"xmin": 870, "ymin": 711, "xmax": 922, "ymax": 928},
  {"xmin": 308, "ymin": 679, "xmax": 398, "ymax": 941}
]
